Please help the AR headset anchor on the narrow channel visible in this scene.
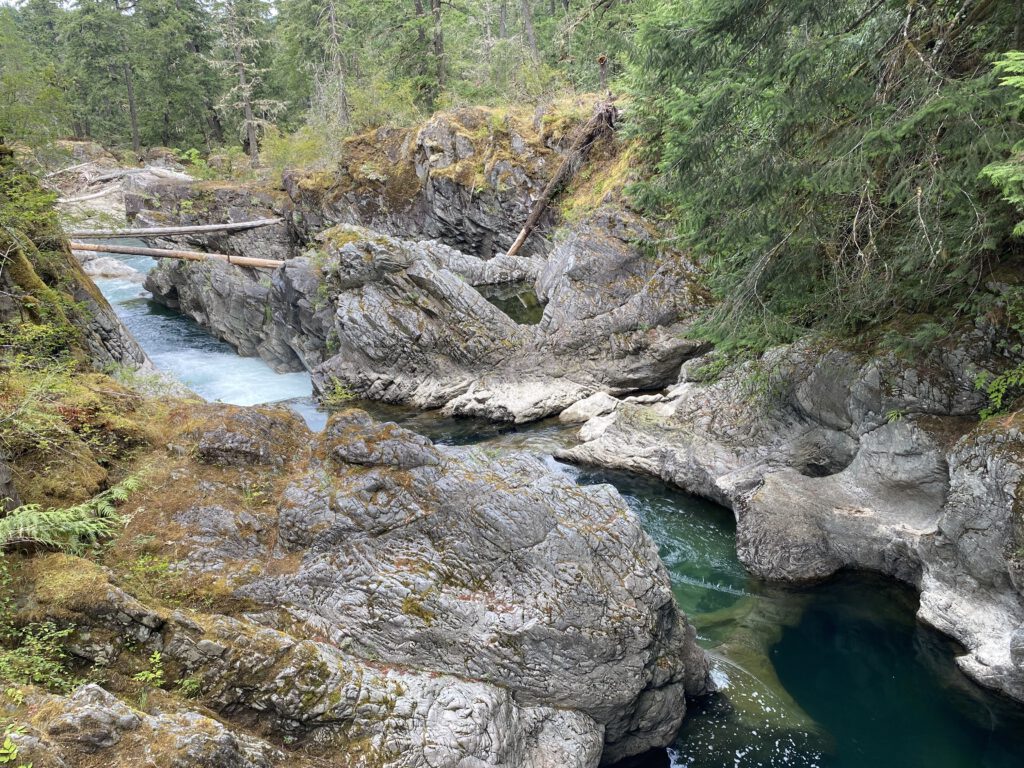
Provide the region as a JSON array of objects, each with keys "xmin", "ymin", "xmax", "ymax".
[{"xmin": 93, "ymin": 251, "xmax": 1024, "ymax": 768}]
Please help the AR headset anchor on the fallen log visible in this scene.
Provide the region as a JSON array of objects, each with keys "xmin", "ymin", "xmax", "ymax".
[
  {"xmin": 58, "ymin": 187, "xmax": 120, "ymax": 204},
  {"xmin": 44, "ymin": 161, "xmax": 97, "ymax": 178},
  {"xmin": 90, "ymin": 167, "xmax": 192, "ymax": 184},
  {"xmin": 69, "ymin": 241, "xmax": 284, "ymax": 270},
  {"xmin": 69, "ymin": 218, "xmax": 282, "ymax": 239},
  {"xmin": 505, "ymin": 100, "xmax": 617, "ymax": 258}
]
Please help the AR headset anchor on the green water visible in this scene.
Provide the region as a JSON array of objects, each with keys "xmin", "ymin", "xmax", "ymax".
[
  {"xmin": 474, "ymin": 282, "xmax": 545, "ymax": 325},
  {"xmin": 576, "ymin": 466, "xmax": 1024, "ymax": 768},
  {"xmin": 301, "ymin": 408, "xmax": 1024, "ymax": 767}
]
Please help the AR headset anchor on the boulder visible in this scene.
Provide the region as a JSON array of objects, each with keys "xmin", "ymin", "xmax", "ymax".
[
  {"xmin": 559, "ymin": 392, "xmax": 621, "ymax": 423},
  {"xmin": 24, "ymin": 405, "xmax": 710, "ymax": 767}
]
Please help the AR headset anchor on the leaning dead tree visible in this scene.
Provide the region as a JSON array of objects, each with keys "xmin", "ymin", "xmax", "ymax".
[{"xmin": 505, "ymin": 100, "xmax": 617, "ymax": 258}]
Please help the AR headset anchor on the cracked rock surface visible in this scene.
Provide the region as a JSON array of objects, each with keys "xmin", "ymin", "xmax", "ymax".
[
  {"xmin": 560, "ymin": 339, "xmax": 1024, "ymax": 702},
  {"xmin": 14, "ymin": 404, "xmax": 709, "ymax": 768}
]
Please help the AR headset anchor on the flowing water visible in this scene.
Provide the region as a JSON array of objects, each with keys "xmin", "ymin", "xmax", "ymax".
[
  {"xmin": 92, "ymin": 249, "xmax": 1024, "ymax": 768},
  {"xmin": 91, "ymin": 247, "xmax": 312, "ymax": 405}
]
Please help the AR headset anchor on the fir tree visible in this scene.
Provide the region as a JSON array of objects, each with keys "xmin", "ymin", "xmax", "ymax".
[
  {"xmin": 628, "ymin": 0, "xmax": 1024, "ymax": 349},
  {"xmin": 211, "ymin": 0, "xmax": 282, "ymax": 164}
]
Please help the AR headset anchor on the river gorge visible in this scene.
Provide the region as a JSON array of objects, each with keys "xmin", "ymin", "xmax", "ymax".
[{"xmin": 92, "ymin": 244, "xmax": 1024, "ymax": 768}]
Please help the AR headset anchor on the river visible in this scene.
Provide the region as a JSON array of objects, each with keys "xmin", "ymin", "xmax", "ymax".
[{"xmin": 93, "ymin": 252, "xmax": 1024, "ymax": 768}]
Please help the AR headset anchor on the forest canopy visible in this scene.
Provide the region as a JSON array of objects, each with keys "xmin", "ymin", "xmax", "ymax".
[
  {"xmin": 1, "ymin": 0, "xmax": 1023, "ymax": 349},
  {"xmin": 0, "ymin": 0, "xmax": 640, "ymax": 153},
  {"xmin": 629, "ymin": 0, "xmax": 1024, "ymax": 349}
]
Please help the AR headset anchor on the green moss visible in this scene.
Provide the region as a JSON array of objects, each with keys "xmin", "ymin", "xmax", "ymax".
[
  {"xmin": 22, "ymin": 554, "xmax": 110, "ymax": 614},
  {"xmin": 400, "ymin": 592, "xmax": 435, "ymax": 625}
]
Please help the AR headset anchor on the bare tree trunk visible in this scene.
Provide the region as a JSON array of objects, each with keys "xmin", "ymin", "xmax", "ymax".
[
  {"xmin": 1017, "ymin": 0, "xmax": 1023, "ymax": 48},
  {"xmin": 123, "ymin": 61, "xmax": 141, "ymax": 156},
  {"xmin": 326, "ymin": 0, "xmax": 350, "ymax": 128},
  {"xmin": 233, "ymin": 42, "xmax": 259, "ymax": 165},
  {"xmin": 506, "ymin": 101, "xmax": 617, "ymax": 257},
  {"xmin": 431, "ymin": 0, "xmax": 446, "ymax": 91},
  {"xmin": 205, "ymin": 109, "xmax": 224, "ymax": 146},
  {"xmin": 412, "ymin": 0, "xmax": 436, "ymax": 106},
  {"xmin": 499, "ymin": 0, "xmax": 508, "ymax": 37},
  {"xmin": 521, "ymin": 0, "xmax": 539, "ymax": 59}
]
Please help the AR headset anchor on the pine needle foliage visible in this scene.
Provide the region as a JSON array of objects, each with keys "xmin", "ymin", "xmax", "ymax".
[
  {"xmin": 628, "ymin": 0, "xmax": 1024, "ymax": 350},
  {"xmin": 982, "ymin": 51, "xmax": 1024, "ymax": 237},
  {"xmin": 0, "ymin": 475, "xmax": 140, "ymax": 555}
]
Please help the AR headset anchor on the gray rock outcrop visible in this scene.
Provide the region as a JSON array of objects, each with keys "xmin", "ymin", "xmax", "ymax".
[
  {"xmin": 145, "ymin": 210, "xmax": 706, "ymax": 422},
  {"xmin": 20, "ymin": 405, "xmax": 710, "ymax": 767},
  {"xmin": 560, "ymin": 338, "xmax": 1024, "ymax": 702},
  {"xmin": 9, "ymin": 684, "xmax": 288, "ymax": 768},
  {"xmin": 284, "ymin": 106, "xmax": 582, "ymax": 258},
  {"xmin": 123, "ymin": 174, "xmax": 294, "ymax": 262}
]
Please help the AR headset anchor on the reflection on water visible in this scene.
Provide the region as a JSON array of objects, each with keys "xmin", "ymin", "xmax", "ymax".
[{"xmin": 475, "ymin": 281, "xmax": 545, "ymax": 325}]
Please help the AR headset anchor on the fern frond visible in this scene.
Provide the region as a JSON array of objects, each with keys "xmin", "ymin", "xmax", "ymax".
[{"xmin": 0, "ymin": 474, "xmax": 140, "ymax": 554}]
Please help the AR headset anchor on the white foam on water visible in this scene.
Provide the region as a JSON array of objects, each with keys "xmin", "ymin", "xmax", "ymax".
[{"xmin": 92, "ymin": 253, "xmax": 313, "ymax": 407}]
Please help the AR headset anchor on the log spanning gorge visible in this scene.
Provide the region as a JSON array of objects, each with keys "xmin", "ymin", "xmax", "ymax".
[{"xmin": 90, "ymin": 235, "xmax": 1024, "ymax": 768}]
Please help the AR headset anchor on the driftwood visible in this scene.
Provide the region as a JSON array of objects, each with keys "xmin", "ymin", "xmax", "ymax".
[
  {"xmin": 504, "ymin": 100, "xmax": 618, "ymax": 258},
  {"xmin": 59, "ymin": 187, "xmax": 124, "ymax": 204},
  {"xmin": 70, "ymin": 218, "xmax": 282, "ymax": 239},
  {"xmin": 90, "ymin": 167, "xmax": 192, "ymax": 184},
  {"xmin": 43, "ymin": 161, "xmax": 96, "ymax": 179},
  {"xmin": 69, "ymin": 241, "xmax": 283, "ymax": 270}
]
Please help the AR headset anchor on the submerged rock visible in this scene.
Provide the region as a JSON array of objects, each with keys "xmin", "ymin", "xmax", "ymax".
[
  {"xmin": 561, "ymin": 339, "xmax": 1024, "ymax": 702},
  {"xmin": 19, "ymin": 405, "xmax": 710, "ymax": 767}
]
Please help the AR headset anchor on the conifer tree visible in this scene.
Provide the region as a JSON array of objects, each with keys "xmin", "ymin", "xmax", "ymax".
[
  {"xmin": 211, "ymin": 0, "xmax": 281, "ymax": 164},
  {"xmin": 628, "ymin": 0, "xmax": 1024, "ymax": 348}
]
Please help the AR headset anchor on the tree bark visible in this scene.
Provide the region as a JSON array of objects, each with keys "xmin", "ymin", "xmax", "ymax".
[
  {"xmin": 69, "ymin": 241, "xmax": 282, "ymax": 270},
  {"xmin": 122, "ymin": 61, "xmax": 141, "ymax": 156},
  {"xmin": 325, "ymin": 0, "xmax": 350, "ymax": 128},
  {"xmin": 521, "ymin": 0, "xmax": 539, "ymax": 59},
  {"xmin": 1017, "ymin": 0, "xmax": 1023, "ymax": 48},
  {"xmin": 505, "ymin": 101, "xmax": 617, "ymax": 257},
  {"xmin": 499, "ymin": 0, "xmax": 508, "ymax": 37},
  {"xmin": 233, "ymin": 41, "xmax": 259, "ymax": 166},
  {"xmin": 431, "ymin": 0, "xmax": 446, "ymax": 91}
]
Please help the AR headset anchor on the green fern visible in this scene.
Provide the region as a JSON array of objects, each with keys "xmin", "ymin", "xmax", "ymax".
[
  {"xmin": 978, "ymin": 365, "xmax": 1024, "ymax": 420},
  {"xmin": 0, "ymin": 475, "xmax": 141, "ymax": 555}
]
